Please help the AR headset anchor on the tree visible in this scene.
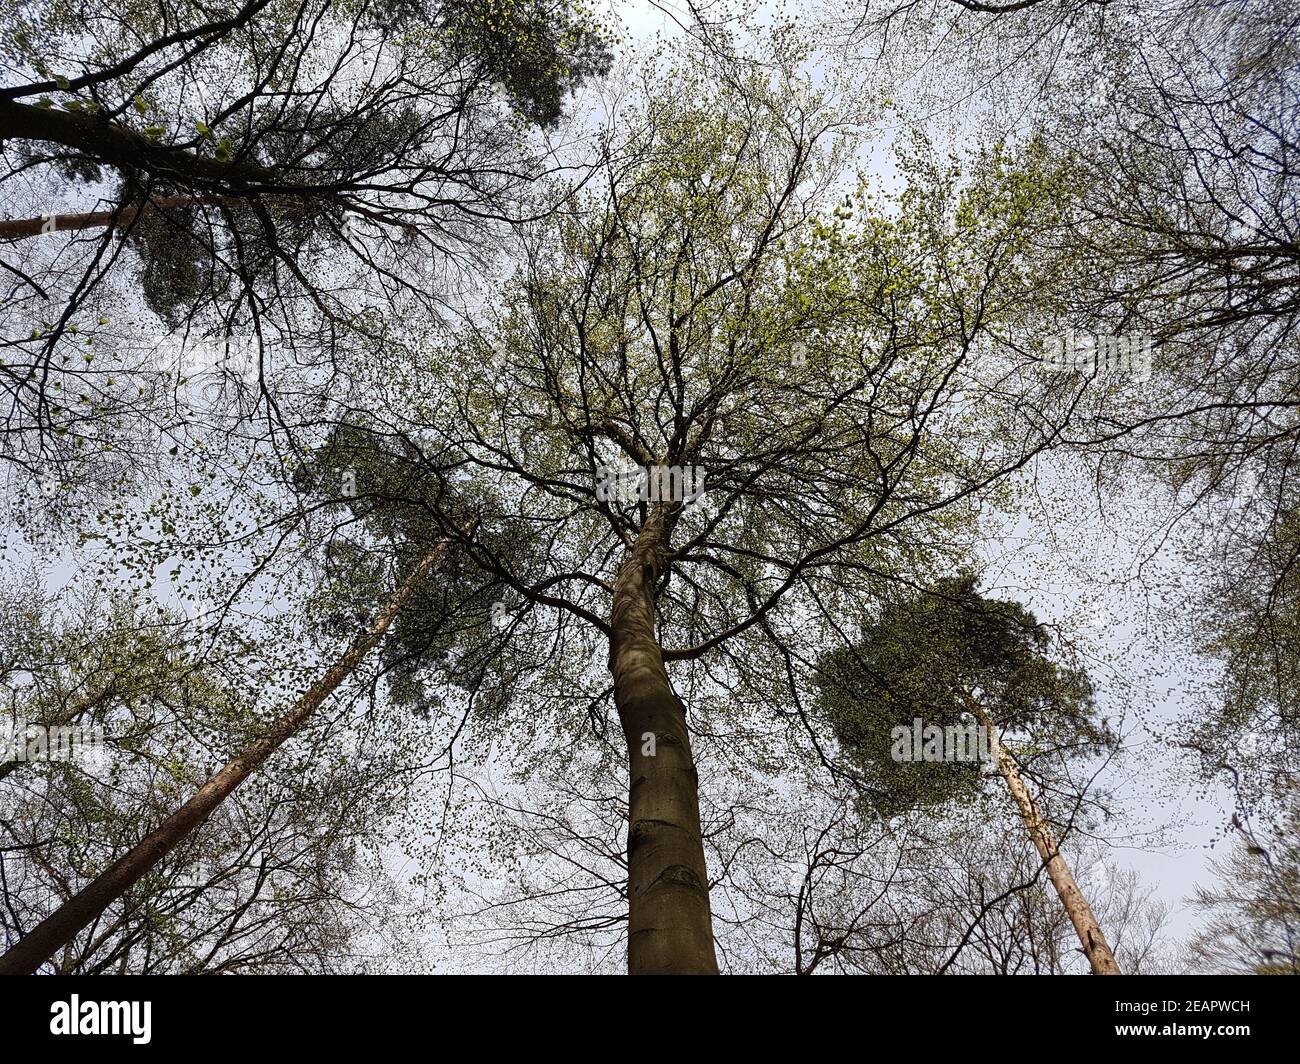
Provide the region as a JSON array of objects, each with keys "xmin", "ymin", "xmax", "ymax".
[
  {"xmin": 0, "ymin": 580, "xmax": 433, "ymax": 972},
  {"xmin": 817, "ymin": 575, "xmax": 1124, "ymax": 973},
  {"xmin": 1013, "ymin": 0, "xmax": 1300, "ymax": 825},
  {"xmin": 0, "ymin": 532, "xmax": 456, "ymax": 974},
  {"xmin": 1186, "ymin": 784, "xmax": 1300, "ymax": 975},
  {"xmin": 0, "ymin": 0, "xmax": 611, "ymax": 487},
  {"xmin": 309, "ymin": 27, "xmax": 1090, "ymax": 972},
  {"xmin": 833, "ymin": 0, "xmax": 1300, "ymax": 842}
]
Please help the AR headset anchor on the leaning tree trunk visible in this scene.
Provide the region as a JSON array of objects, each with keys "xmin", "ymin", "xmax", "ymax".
[
  {"xmin": 0, "ymin": 194, "xmax": 310, "ymax": 241},
  {"xmin": 0, "ymin": 99, "xmax": 280, "ymax": 194},
  {"xmin": 0, "ymin": 195, "xmax": 198, "ymax": 240},
  {"xmin": 609, "ymin": 506, "xmax": 718, "ymax": 975},
  {"xmin": 0, "ymin": 542, "xmax": 449, "ymax": 976},
  {"xmin": 967, "ymin": 700, "xmax": 1122, "ymax": 975}
]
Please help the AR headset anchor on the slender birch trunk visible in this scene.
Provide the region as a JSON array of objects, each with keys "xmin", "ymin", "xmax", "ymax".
[
  {"xmin": 967, "ymin": 700, "xmax": 1122, "ymax": 975},
  {"xmin": 0, "ymin": 542, "xmax": 449, "ymax": 976},
  {"xmin": 609, "ymin": 506, "xmax": 718, "ymax": 974}
]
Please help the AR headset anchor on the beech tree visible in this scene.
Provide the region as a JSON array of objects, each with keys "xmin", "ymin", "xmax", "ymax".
[{"xmin": 291, "ymin": 31, "xmax": 1094, "ymax": 972}]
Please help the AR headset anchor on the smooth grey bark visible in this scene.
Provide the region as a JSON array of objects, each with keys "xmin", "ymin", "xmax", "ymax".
[{"xmin": 609, "ymin": 504, "xmax": 718, "ymax": 975}]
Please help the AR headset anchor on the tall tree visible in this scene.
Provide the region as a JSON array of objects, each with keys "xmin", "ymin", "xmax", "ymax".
[
  {"xmin": 833, "ymin": 0, "xmax": 1299, "ymax": 830},
  {"xmin": 0, "ymin": 0, "xmax": 611, "ymax": 487},
  {"xmin": 0, "ymin": 529, "xmax": 457, "ymax": 974},
  {"xmin": 817, "ymin": 575, "xmax": 1123, "ymax": 973},
  {"xmin": 0, "ymin": 591, "xmax": 422, "ymax": 973},
  {"xmin": 321, "ymin": 33, "xmax": 1085, "ymax": 971}
]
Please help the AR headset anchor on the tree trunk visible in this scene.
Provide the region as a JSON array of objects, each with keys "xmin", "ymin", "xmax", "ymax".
[
  {"xmin": 0, "ymin": 99, "xmax": 280, "ymax": 193},
  {"xmin": 0, "ymin": 542, "xmax": 449, "ymax": 975},
  {"xmin": 0, "ymin": 194, "xmax": 312, "ymax": 241},
  {"xmin": 0, "ymin": 195, "xmax": 189, "ymax": 238},
  {"xmin": 609, "ymin": 506, "xmax": 718, "ymax": 974},
  {"xmin": 0, "ymin": 195, "xmax": 204, "ymax": 241},
  {"xmin": 968, "ymin": 700, "xmax": 1122, "ymax": 975}
]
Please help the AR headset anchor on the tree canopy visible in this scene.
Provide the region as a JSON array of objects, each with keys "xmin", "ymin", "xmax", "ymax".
[{"xmin": 1, "ymin": 0, "xmax": 1295, "ymax": 982}]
